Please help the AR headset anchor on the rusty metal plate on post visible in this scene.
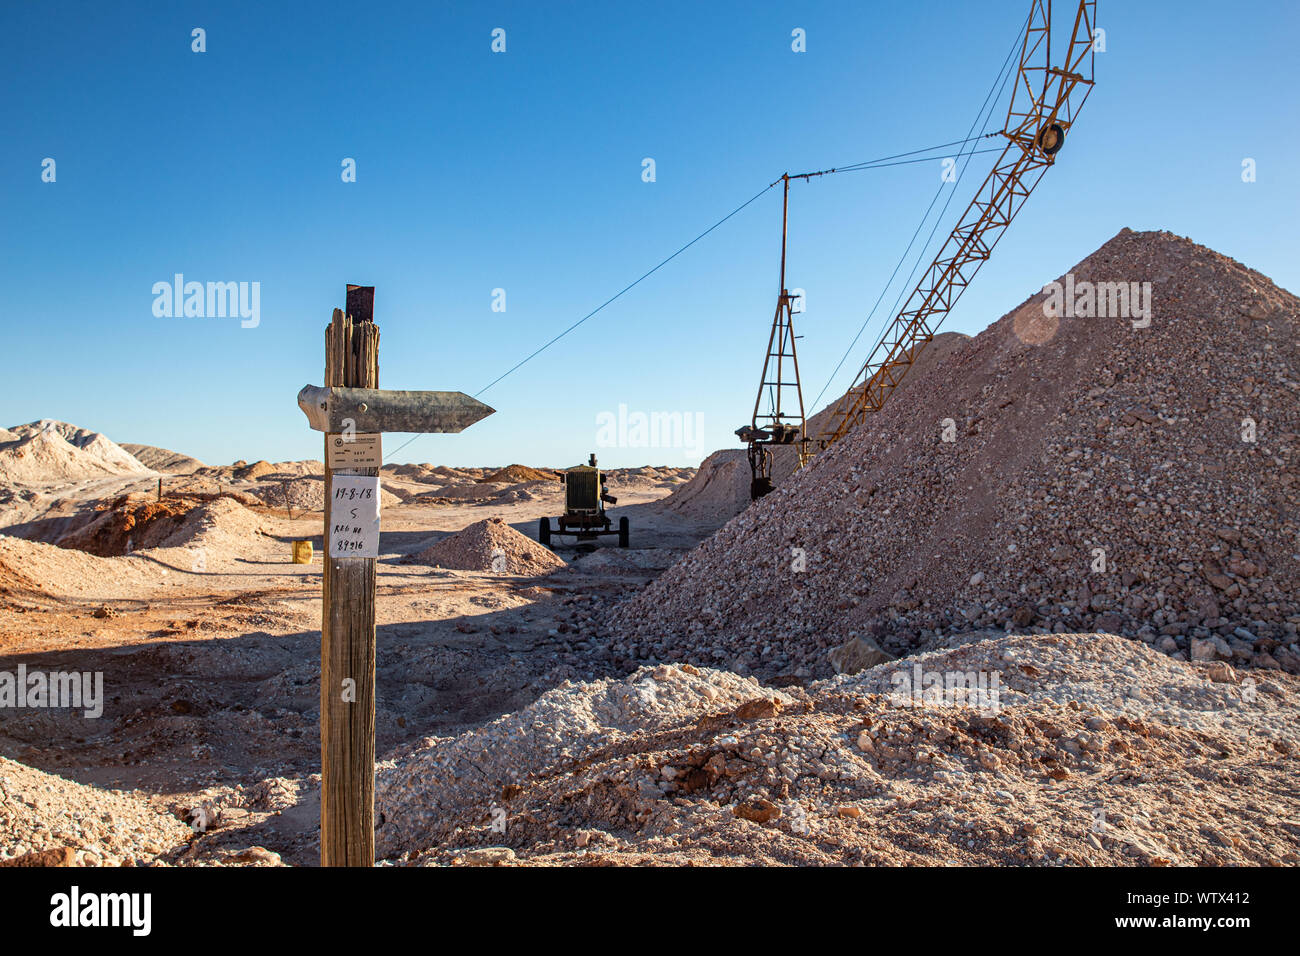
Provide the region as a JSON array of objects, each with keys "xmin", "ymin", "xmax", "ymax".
[{"xmin": 327, "ymin": 433, "xmax": 382, "ymax": 469}]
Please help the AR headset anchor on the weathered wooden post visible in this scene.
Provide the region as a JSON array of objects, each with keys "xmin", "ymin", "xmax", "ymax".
[
  {"xmin": 300, "ymin": 286, "xmax": 494, "ymax": 866},
  {"xmin": 320, "ymin": 288, "xmax": 379, "ymax": 867}
]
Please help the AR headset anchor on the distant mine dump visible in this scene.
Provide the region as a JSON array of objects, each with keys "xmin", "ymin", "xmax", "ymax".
[{"xmin": 2, "ymin": 0, "xmax": 1297, "ymax": 884}]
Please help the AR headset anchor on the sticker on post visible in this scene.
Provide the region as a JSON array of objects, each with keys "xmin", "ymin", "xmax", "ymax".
[
  {"xmin": 328, "ymin": 433, "xmax": 382, "ymax": 469},
  {"xmin": 328, "ymin": 475, "xmax": 381, "ymax": 558}
]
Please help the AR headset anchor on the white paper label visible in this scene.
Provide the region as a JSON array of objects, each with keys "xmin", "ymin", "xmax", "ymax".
[{"xmin": 328, "ymin": 475, "xmax": 381, "ymax": 558}]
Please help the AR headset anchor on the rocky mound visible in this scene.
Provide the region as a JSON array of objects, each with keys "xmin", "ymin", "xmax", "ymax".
[
  {"xmin": 266, "ymin": 460, "xmax": 324, "ymax": 478},
  {"xmin": 0, "ymin": 756, "xmax": 193, "ymax": 866},
  {"xmin": 0, "ymin": 535, "xmax": 156, "ymax": 599},
  {"xmin": 57, "ymin": 497, "xmax": 201, "ymax": 556},
  {"xmin": 375, "ymin": 662, "xmax": 780, "ymax": 858},
  {"xmin": 770, "ymin": 330, "xmax": 972, "ymax": 488},
  {"xmin": 609, "ymin": 230, "xmax": 1300, "ymax": 679},
  {"xmin": 251, "ymin": 477, "xmax": 326, "ymax": 513},
  {"xmin": 195, "ymin": 460, "xmax": 322, "ymax": 481},
  {"xmin": 566, "ymin": 548, "xmax": 678, "ymax": 575},
  {"xmin": 374, "ymin": 632, "xmax": 1300, "ymax": 866},
  {"xmin": 382, "ymin": 463, "xmax": 441, "ymax": 482},
  {"xmin": 0, "ymin": 542, "xmax": 46, "ymax": 600},
  {"xmin": 121, "ymin": 443, "xmax": 205, "ymax": 474},
  {"xmin": 56, "ymin": 494, "xmax": 264, "ymax": 558},
  {"xmin": 233, "ymin": 460, "xmax": 278, "ymax": 480},
  {"xmin": 0, "ymin": 421, "xmax": 152, "ymax": 484},
  {"xmin": 657, "ymin": 449, "xmax": 751, "ymax": 524},
  {"xmin": 433, "ymin": 466, "xmax": 483, "ymax": 481},
  {"xmin": 404, "ymin": 517, "xmax": 566, "ymax": 575},
  {"xmin": 492, "ymin": 479, "xmax": 562, "ymax": 504},
  {"xmin": 479, "ymin": 464, "xmax": 557, "ymax": 483}
]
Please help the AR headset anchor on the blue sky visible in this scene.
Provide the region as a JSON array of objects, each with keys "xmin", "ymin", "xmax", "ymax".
[{"xmin": 2, "ymin": 0, "xmax": 1296, "ymax": 468}]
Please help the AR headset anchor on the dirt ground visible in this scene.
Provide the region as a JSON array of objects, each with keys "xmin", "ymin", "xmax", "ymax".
[{"xmin": 0, "ymin": 465, "xmax": 711, "ymax": 866}]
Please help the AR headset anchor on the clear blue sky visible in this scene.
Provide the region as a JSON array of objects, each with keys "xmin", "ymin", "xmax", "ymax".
[{"xmin": 2, "ymin": 1, "xmax": 1296, "ymax": 468}]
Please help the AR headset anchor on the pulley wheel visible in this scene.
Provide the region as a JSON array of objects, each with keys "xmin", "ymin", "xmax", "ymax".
[{"xmin": 1037, "ymin": 123, "xmax": 1065, "ymax": 155}]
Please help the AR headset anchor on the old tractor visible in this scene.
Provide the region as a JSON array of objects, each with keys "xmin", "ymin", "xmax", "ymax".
[{"xmin": 538, "ymin": 453, "xmax": 629, "ymax": 549}]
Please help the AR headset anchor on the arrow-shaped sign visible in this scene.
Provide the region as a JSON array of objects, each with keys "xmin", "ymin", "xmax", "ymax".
[{"xmin": 297, "ymin": 385, "xmax": 495, "ymax": 434}]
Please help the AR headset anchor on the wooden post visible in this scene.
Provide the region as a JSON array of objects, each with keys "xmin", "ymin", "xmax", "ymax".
[
  {"xmin": 320, "ymin": 288, "xmax": 379, "ymax": 866},
  {"xmin": 299, "ymin": 283, "xmax": 492, "ymax": 866}
]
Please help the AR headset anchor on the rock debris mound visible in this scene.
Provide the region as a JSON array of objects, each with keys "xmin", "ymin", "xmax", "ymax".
[
  {"xmin": 607, "ymin": 229, "xmax": 1300, "ymax": 679},
  {"xmin": 657, "ymin": 449, "xmax": 750, "ymax": 524},
  {"xmin": 0, "ymin": 756, "xmax": 192, "ymax": 866},
  {"xmin": 0, "ymin": 421, "xmax": 152, "ymax": 485},
  {"xmin": 375, "ymin": 662, "xmax": 783, "ymax": 858},
  {"xmin": 120, "ymin": 443, "xmax": 205, "ymax": 474},
  {"xmin": 478, "ymin": 464, "xmax": 558, "ymax": 483},
  {"xmin": 404, "ymin": 517, "xmax": 566, "ymax": 576},
  {"xmin": 56, "ymin": 493, "xmax": 261, "ymax": 557},
  {"xmin": 374, "ymin": 632, "xmax": 1300, "ymax": 866}
]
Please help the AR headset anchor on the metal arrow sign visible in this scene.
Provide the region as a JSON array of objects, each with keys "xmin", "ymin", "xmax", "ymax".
[{"xmin": 297, "ymin": 385, "xmax": 495, "ymax": 434}]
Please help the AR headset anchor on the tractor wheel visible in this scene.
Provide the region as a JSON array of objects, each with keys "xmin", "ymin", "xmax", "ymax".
[
  {"xmin": 538, "ymin": 517, "xmax": 552, "ymax": 549},
  {"xmin": 618, "ymin": 516, "xmax": 629, "ymax": 549}
]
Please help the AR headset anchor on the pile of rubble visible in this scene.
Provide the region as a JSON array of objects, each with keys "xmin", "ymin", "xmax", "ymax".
[
  {"xmin": 657, "ymin": 449, "xmax": 751, "ymax": 524},
  {"xmin": 54, "ymin": 492, "xmax": 262, "ymax": 557},
  {"xmin": 0, "ymin": 421, "xmax": 152, "ymax": 485},
  {"xmin": 479, "ymin": 464, "xmax": 557, "ymax": 483},
  {"xmin": 120, "ymin": 443, "xmax": 205, "ymax": 474},
  {"xmin": 374, "ymin": 632, "xmax": 1300, "ymax": 866},
  {"xmin": 404, "ymin": 517, "xmax": 566, "ymax": 576},
  {"xmin": 250, "ymin": 477, "xmax": 328, "ymax": 513},
  {"xmin": 0, "ymin": 756, "xmax": 193, "ymax": 867},
  {"xmin": 607, "ymin": 230, "xmax": 1300, "ymax": 680},
  {"xmin": 0, "ymin": 534, "xmax": 156, "ymax": 600}
]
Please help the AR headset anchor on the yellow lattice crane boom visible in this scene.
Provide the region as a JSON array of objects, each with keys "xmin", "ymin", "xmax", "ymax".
[{"xmin": 817, "ymin": 0, "xmax": 1096, "ymax": 449}]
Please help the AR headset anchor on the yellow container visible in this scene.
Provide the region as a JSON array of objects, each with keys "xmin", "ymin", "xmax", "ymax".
[{"xmin": 292, "ymin": 540, "xmax": 313, "ymax": 564}]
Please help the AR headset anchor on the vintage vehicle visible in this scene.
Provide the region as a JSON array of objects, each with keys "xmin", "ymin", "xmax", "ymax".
[{"xmin": 538, "ymin": 453, "xmax": 628, "ymax": 549}]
